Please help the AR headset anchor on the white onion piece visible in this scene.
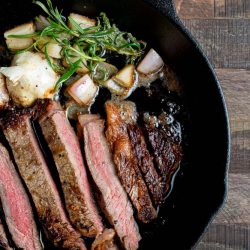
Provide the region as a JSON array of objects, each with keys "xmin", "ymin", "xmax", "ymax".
[
  {"xmin": 4, "ymin": 22, "xmax": 35, "ymax": 38},
  {"xmin": 102, "ymin": 77, "xmax": 138, "ymax": 99},
  {"xmin": 43, "ymin": 43, "xmax": 62, "ymax": 59},
  {"xmin": 4, "ymin": 22, "xmax": 35, "ymax": 51},
  {"xmin": 68, "ymin": 13, "xmax": 96, "ymax": 30},
  {"xmin": 0, "ymin": 66, "xmax": 24, "ymax": 83},
  {"xmin": 94, "ymin": 62, "xmax": 118, "ymax": 81},
  {"xmin": 0, "ymin": 73, "xmax": 9, "ymax": 108},
  {"xmin": 67, "ymin": 74, "xmax": 98, "ymax": 106},
  {"xmin": 137, "ymin": 48, "xmax": 164, "ymax": 75},
  {"xmin": 113, "ymin": 64, "xmax": 135, "ymax": 88},
  {"xmin": 121, "ymin": 83, "xmax": 138, "ymax": 99},
  {"xmin": 6, "ymin": 39, "xmax": 33, "ymax": 51},
  {"xmin": 138, "ymin": 72, "xmax": 160, "ymax": 87},
  {"xmin": 0, "ymin": 52, "xmax": 58, "ymax": 107},
  {"xmin": 65, "ymin": 100, "xmax": 88, "ymax": 121},
  {"xmin": 102, "ymin": 79, "xmax": 125, "ymax": 95}
]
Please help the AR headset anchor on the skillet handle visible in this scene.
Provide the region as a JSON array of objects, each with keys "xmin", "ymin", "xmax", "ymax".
[{"xmin": 144, "ymin": 0, "xmax": 179, "ymax": 21}]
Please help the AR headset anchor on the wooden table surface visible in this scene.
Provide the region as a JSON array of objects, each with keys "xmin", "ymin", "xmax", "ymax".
[{"xmin": 174, "ymin": 0, "xmax": 250, "ymax": 249}]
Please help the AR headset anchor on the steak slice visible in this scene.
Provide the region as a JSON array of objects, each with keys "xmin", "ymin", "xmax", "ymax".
[
  {"xmin": 0, "ymin": 143, "xmax": 41, "ymax": 250},
  {"xmin": 38, "ymin": 100, "xmax": 103, "ymax": 237},
  {"xmin": 2, "ymin": 113, "xmax": 86, "ymax": 250},
  {"xmin": 77, "ymin": 114, "xmax": 100, "ymax": 140},
  {"xmin": 0, "ymin": 216, "xmax": 11, "ymax": 250},
  {"xmin": 91, "ymin": 229, "xmax": 118, "ymax": 250},
  {"xmin": 127, "ymin": 124, "xmax": 163, "ymax": 206},
  {"xmin": 0, "ymin": 217, "xmax": 11, "ymax": 250},
  {"xmin": 143, "ymin": 113, "xmax": 182, "ymax": 193},
  {"xmin": 81, "ymin": 116, "xmax": 141, "ymax": 250},
  {"xmin": 78, "ymin": 114, "xmax": 100, "ymax": 127},
  {"xmin": 105, "ymin": 101, "xmax": 157, "ymax": 223}
]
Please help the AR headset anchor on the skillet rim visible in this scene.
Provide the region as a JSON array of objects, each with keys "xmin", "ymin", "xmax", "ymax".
[{"xmin": 145, "ymin": 0, "xmax": 231, "ymax": 247}]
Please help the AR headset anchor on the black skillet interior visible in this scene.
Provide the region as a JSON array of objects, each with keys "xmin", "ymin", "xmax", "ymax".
[{"xmin": 0, "ymin": 0, "xmax": 230, "ymax": 249}]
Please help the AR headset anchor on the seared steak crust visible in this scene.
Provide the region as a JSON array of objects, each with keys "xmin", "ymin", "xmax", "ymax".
[
  {"xmin": 127, "ymin": 124, "xmax": 163, "ymax": 206},
  {"xmin": 91, "ymin": 229, "xmax": 118, "ymax": 250},
  {"xmin": 105, "ymin": 101, "xmax": 157, "ymax": 223},
  {"xmin": 38, "ymin": 100, "xmax": 103, "ymax": 237},
  {"xmin": 2, "ymin": 112, "xmax": 85, "ymax": 250},
  {"xmin": 144, "ymin": 113, "xmax": 182, "ymax": 193}
]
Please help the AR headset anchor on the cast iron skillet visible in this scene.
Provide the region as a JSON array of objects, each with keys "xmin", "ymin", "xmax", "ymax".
[{"xmin": 0, "ymin": 0, "xmax": 230, "ymax": 249}]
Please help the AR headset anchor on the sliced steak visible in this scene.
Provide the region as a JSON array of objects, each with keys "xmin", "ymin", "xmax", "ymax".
[
  {"xmin": 105, "ymin": 101, "xmax": 157, "ymax": 223},
  {"xmin": 0, "ymin": 218, "xmax": 11, "ymax": 250},
  {"xmin": 81, "ymin": 116, "xmax": 141, "ymax": 250},
  {"xmin": 0, "ymin": 143, "xmax": 41, "ymax": 250},
  {"xmin": 1, "ymin": 113, "xmax": 86, "ymax": 250},
  {"xmin": 77, "ymin": 114, "xmax": 100, "ymax": 139},
  {"xmin": 91, "ymin": 229, "xmax": 118, "ymax": 250},
  {"xmin": 127, "ymin": 124, "xmax": 163, "ymax": 206},
  {"xmin": 78, "ymin": 114, "xmax": 100, "ymax": 127},
  {"xmin": 143, "ymin": 113, "xmax": 182, "ymax": 193},
  {"xmin": 38, "ymin": 100, "xmax": 103, "ymax": 237}
]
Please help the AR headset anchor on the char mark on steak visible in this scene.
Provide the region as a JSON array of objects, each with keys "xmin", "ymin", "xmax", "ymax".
[
  {"xmin": 105, "ymin": 101, "xmax": 157, "ymax": 223},
  {"xmin": 37, "ymin": 100, "xmax": 103, "ymax": 237},
  {"xmin": 127, "ymin": 124, "xmax": 163, "ymax": 206},
  {"xmin": 1, "ymin": 112, "xmax": 86, "ymax": 250},
  {"xmin": 143, "ymin": 113, "xmax": 182, "ymax": 194},
  {"xmin": 91, "ymin": 229, "xmax": 118, "ymax": 250},
  {"xmin": 0, "ymin": 143, "xmax": 41, "ymax": 250},
  {"xmin": 80, "ymin": 115, "xmax": 141, "ymax": 250}
]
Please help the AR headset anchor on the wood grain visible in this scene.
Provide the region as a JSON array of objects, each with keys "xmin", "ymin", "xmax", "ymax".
[
  {"xmin": 230, "ymin": 121, "xmax": 250, "ymax": 174},
  {"xmin": 174, "ymin": 0, "xmax": 250, "ymax": 249},
  {"xmin": 175, "ymin": 0, "xmax": 250, "ymax": 18},
  {"xmin": 214, "ymin": 0, "xmax": 250, "ymax": 18},
  {"xmin": 216, "ymin": 69, "xmax": 250, "ymax": 175},
  {"xmin": 183, "ymin": 19, "xmax": 250, "ymax": 69},
  {"xmin": 197, "ymin": 224, "xmax": 250, "ymax": 250},
  {"xmin": 247, "ymin": 1, "xmax": 250, "ymax": 18},
  {"xmin": 213, "ymin": 174, "xmax": 250, "ymax": 224},
  {"xmin": 216, "ymin": 69, "xmax": 250, "ymax": 121},
  {"xmin": 198, "ymin": 174, "xmax": 250, "ymax": 249},
  {"xmin": 175, "ymin": 0, "xmax": 214, "ymax": 18}
]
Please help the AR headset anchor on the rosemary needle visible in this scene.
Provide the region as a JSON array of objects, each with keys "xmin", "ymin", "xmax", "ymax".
[{"xmin": 8, "ymin": 0, "xmax": 146, "ymax": 90}]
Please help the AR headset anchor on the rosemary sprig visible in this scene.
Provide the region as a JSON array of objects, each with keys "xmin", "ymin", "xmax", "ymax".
[
  {"xmin": 7, "ymin": 0, "xmax": 146, "ymax": 90},
  {"xmin": 55, "ymin": 59, "xmax": 81, "ymax": 90}
]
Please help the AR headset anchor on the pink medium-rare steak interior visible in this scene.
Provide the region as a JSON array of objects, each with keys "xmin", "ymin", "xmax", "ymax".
[
  {"xmin": 82, "ymin": 117, "xmax": 141, "ymax": 250},
  {"xmin": 77, "ymin": 114, "xmax": 100, "ymax": 140},
  {"xmin": 39, "ymin": 100, "xmax": 103, "ymax": 237},
  {"xmin": 0, "ymin": 143, "xmax": 41, "ymax": 250},
  {"xmin": 2, "ymin": 112, "xmax": 86, "ymax": 250}
]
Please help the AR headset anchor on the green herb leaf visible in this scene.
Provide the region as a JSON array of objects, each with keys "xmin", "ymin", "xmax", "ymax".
[
  {"xmin": 8, "ymin": 33, "xmax": 39, "ymax": 38},
  {"xmin": 68, "ymin": 16, "xmax": 85, "ymax": 34},
  {"xmin": 54, "ymin": 59, "xmax": 81, "ymax": 90}
]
